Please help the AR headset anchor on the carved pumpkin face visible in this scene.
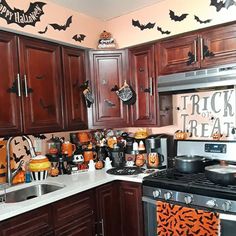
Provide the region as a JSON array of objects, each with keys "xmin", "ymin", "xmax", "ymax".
[{"xmin": 148, "ymin": 153, "xmax": 159, "ymax": 167}]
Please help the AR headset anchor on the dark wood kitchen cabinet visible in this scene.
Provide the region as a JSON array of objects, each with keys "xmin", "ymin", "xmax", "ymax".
[
  {"xmin": 52, "ymin": 189, "xmax": 95, "ymax": 236},
  {"xmin": 119, "ymin": 181, "xmax": 144, "ymax": 236},
  {"xmin": 0, "ymin": 31, "xmax": 64, "ymax": 136},
  {"xmin": 129, "ymin": 44, "xmax": 158, "ymax": 126},
  {"xmin": 88, "ymin": 50, "xmax": 129, "ymax": 129},
  {"xmin": 0, "ymin": 205, "xmax": 53, "ymax": 236},
  {"xmin": 96, "ymin": 182, "xmax": 122, "ymax": 236},
  {"xmin": 0, "ymin": 31, "xmax": 22, "ymax": 136},
  {"xmin": 62, "ymin": 46, "xmax": 88, "ymax": 131},
  {"xmin": 157, "ymin": 22, "xmax": 236, "ymax": 75}
]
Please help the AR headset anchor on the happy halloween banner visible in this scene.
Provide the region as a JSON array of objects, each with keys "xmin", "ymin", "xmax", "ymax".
[{"xmin": 0, "ymin": 0, "xmax": 46, "ymax": 27}]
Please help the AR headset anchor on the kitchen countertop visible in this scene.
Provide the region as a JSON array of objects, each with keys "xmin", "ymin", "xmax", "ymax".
[{"xmin": 0, "ymin": 169, "xmax": 146, "ymax": 221}]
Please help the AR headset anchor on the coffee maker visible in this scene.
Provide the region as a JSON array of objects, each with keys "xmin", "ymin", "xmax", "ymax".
[{"xmin": 145, "ymin": 134, "xmax": 173, "ymax": 169}]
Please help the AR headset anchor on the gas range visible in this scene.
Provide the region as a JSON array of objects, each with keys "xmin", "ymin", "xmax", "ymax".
[{"xmin": 142, "ymin": 140, "xmax": 236, "ymax": 214}]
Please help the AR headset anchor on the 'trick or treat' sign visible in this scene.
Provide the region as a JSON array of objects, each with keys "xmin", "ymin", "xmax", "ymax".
[
  {"xmin": 0, "ymin": 0, "xmax": 46, "ymax": 27},
  {"xmin": 174, "ymin": 89, "xmax": 235, "ymax": 138}
]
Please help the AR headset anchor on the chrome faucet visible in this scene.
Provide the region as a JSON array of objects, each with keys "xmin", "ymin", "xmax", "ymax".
[{"xmin": 6, "ymin": 135, "xmax": 36, "ymax": 186}]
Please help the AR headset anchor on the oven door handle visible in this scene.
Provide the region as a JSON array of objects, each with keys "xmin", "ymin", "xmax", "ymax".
[{"xmin": 142, "ymin": 196, "xmax": 157, "ymax": 205}]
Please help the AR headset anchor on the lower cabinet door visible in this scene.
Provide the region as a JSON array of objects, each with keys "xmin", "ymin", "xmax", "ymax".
[
  {"xmin": 0, "ymin": 206, "xmax": 53, "ymax": 236},
  {"xmin": 54, "ymin": 214, "xmax": 95, "ymax": 236}
]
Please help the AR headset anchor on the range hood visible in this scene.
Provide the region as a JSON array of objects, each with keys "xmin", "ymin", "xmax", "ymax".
[{"xmin": 158, "ymin": 64, "xmax": 236, "ymax": 93}]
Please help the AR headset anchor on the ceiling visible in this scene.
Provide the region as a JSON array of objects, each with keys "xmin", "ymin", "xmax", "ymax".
[{"xmin": 47, "ymin": 0, "xmax": 165, "ymax": 21}]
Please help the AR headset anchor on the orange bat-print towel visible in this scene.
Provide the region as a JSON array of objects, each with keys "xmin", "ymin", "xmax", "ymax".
[{"xmin": 157, "ymin": 201, "xmax": 220, "ymax": 236}]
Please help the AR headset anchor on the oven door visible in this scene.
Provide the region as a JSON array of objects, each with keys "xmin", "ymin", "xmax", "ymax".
[{"xmin": 142, "ymin": 197, "xmax": 236, "ymax": 236}]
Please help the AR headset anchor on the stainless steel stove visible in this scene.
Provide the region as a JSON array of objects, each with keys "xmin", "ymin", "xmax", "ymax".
[{"xmin": 142, "ymin": 140, "xmax": 236, "ymax": 236}]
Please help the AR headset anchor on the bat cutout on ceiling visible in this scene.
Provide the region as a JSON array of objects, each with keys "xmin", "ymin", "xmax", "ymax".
[
  {"xmin": 194, "ymin": 15, "xmax": 212, "ymax": 24},
  {"xmin": 72, "ymin": 34, "xmax": 86, "ymax": 42},
  {"xmin": 13, "ymin": 153, "xmax": 25, "ymax": 164},
  {"xmin": 38, "ymin": 26, "xmax": 48, "ymax": 34},
  {"xmin": 210, "ymin": 0, "xmax": 236, "ymax": 11},
  {"xmin": 132, "ymin": 19, "xmax": 155, "ymax": 31},
  {"xmin": 169, "ymin": 10, "xmax": 188, "ymax": 22},
  {"xmin": 32, "ymin": 134, "xmax": 47, "ymax": 140},
  {"xmin": 0, "ymin": 0, "xmax": 46, "ymax": 27},
  {"xmin": 49, "ymin": 15, "xmax": 72, "ymax": 31},
  {"xmin": 157, "ymin": 26, "xmax": 171, "ymax": 35}
]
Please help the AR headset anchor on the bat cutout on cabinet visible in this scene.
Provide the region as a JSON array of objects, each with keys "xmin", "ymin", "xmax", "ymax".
[
  {"xmin": 169, "ymin": 10, "xmax": 188, "ymax": 22},
  {"xmin": 38, "ymin": 26, "xmax": 48, "ymax": 34},
  {"xmin": 194, "ymin": 15, "xmax": 212, "ymax": 24},
  {"xmin": 32, "ymin": 134, "xmax": 47, "ymax": 140},
  {"xmin": 49, "ymin": 15, "xmax": 72, "ymax": 31},
  {"xmin": 72, "ymin": 34, "xmax": 86, "ymax": 42},
  {"xmin": 132, "ymin": 19, "xmax": 155, "ymax": 30},
  {"xmin": 186, "ymin": 51, "xmax": 195, "ymax": 65},
  {"xmin": 210, "ymin": 0, "xmax": 236, "ymax": 11},
  {"xmin": 157, "ymin": 26, "xmax": 171, "ymax": 35}
]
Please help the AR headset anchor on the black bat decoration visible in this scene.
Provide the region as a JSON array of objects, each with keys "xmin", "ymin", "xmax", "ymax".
[
  {"xmin": 13, "ymin": 153, "xmax": 25, "ymax": 163},
  {"xmin": 72, "ymin": 34, "xmax": 86, "ymax": 42},
  {"xmin": 0, "ymin": 164, "xmax": 5, "ymax": 169},
  {"xmin": 50, "ymin": 15, "xmax": 73, "ymax": 31},
  {"xmin": 24, "ymin": 145, "xmax": 31, "ymax": 156},
  {"xmin": 210, "ymin": 0, "xmax": 236, "ymax": 11},
  {"xmin": 169, "ymin": 10, "xmax": 188, "ymax": 22},
  {"xmin": 38, "ymin": 26, "xmax": 48, "ymax": 34},
  {"xmin": 194, "ymin": 15, "xmax": 212, "ymax": 24},
  {"xmin": 132, "ymin": 19, "xmax": 155, "ymax": 31},
  {"xmin": 0, "ymin": 0, "xmax": 46, "ymax": 27},
  {"xmin": 0, "ymin": 145, "xmax": 4, "ymax": 149},
  {"xmin": 14, "ymin": 140, "xmax": 20, "ymax": 145},
  {"xmin": 157, "ymin": 26, "xmax": 171, "ymax": 35},
  {"xmin": 32, "ymin": 134, "xmax": 47, "ymax": 140}
]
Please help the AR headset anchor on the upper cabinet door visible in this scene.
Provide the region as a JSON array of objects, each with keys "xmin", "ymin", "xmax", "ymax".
[
  {"xmin": 62, "ymin": 47, "xmax": 88, "ymax": 131},
  {"xmin": 129, "ymin": 44, "xmax": 158, "ymax": 126},
  {"xmin": 88, "ymin": 50, "xmax": 129, "ymax": 129},
  {"xmin": 157, "ymin": 34, "xmax": 200, "ymax": 75},
  {"xmin": 18, "ymin": 37, "xmax": 64, "ymax": 134},
  {"xmin": 0, "ymin": 31, "xmax": 22, "ymax": 136},
  {"xmin": 200, "ymin": 24, "xmax": 236, "ymax": 68}
]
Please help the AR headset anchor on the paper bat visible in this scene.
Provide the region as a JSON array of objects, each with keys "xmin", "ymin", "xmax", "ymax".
[
  {"xmin": 210, "ymin": 0, "xmax": 236, "ymax": 11},
  {"xmin": 169, "ymin": 10, "xmax": 188, "ymax": 22},
  {"xmin": 50, "ymin": 15, "xmax": 72, "ymax": 31},
  {"xmin": 38, "ymin": 26, "xmax": 48, "ymax": 34},
  {"xmin": 24, "ymin": 145, "xmax": 31, "ymax": 156},
  {"xmin": 32, "ymin": 134, "xmax": 47, "ymax": 140},
  {"xmin": 194, "ymin": 15, "xmax": 212, "ymax": 24},
  {"xmin": 157, "ymin": 26, "xmax": 171, "ymax": 35},
  {"xmin": 72, "ymin": 34, "xmax": 86, "ymax": 42},
  {"xmin": 132, "ymin": 19, "xmax": 155, "ymax": 31},
  {"xmin": 0, "ymin": 0, "xmax": 46, "ymax": 27},
  {"xmin": 13, "ymin": 153, "xmax": 25, "ymax": 163}
]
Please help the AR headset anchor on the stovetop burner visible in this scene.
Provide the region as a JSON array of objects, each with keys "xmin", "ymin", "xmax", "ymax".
[{"xmin": 143, "ymin": 169, "xmax": 236, "ymax": 200}]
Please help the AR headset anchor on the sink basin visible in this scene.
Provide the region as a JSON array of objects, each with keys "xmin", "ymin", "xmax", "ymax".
[{"xmin": 0, "ymin": 183, "xmax": 64, "ymax": 203}]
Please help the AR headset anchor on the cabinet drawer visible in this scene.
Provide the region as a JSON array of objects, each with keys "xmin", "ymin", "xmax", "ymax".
[{"xmin": 52, "ymin": 190, "xmax": 94, "ymax": 228}]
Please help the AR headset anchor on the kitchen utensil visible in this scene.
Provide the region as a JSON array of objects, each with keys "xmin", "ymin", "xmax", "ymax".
[
  {"xmin": 108, "ymin": 146, "xmax": 125, "ymax": 168},
  {"xmin": 205, "ymin": 163, "xmax": 236, "ymax": 185}
]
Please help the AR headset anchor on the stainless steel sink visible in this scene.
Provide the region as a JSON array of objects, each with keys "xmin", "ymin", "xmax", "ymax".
[{"xmin": 0, "ymin": 183, "xmax": 64, "ymax": 203}]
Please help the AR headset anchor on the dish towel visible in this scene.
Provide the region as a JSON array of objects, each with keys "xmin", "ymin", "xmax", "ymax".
[{"xmin": 157, "ymin": 201, "xmax": 220, "ymax": 236}]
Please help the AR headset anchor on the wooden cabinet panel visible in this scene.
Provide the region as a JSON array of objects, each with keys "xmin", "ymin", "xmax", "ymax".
[
  {"xmin": 157, "ymin": 34, "xmax": 200, "ymax": 75},
  {"xmin": 0, "ymin": 31, "xmax": 22, "ymax": 136},
  {"xmin": 62, "ymin": 46, "xmax": 88, "ymax": 130},
  {"xmin": 119, "ymin": 182, "xmax": 144, "ymax": 236},
  {"xmin": 96, "ymin": 182, "xmax": 121, "ymax": 236},
  {"xmin": 0, "ymin": 205, "xmax": 53, "ymax": 236},
  {"xmin": 129, "ymin": 44, "xmax": 158, "ymax": 126},
  {"xmin": 18, "ymin": 37, "xmax": 64, "ymax": 134},
  {"xmin": 200, "ymin": 23, "xmax": 236, "ymax": 68},
  {"xmin": 88, "ymin": 50, "xmax": 129, "ymax": 128}
]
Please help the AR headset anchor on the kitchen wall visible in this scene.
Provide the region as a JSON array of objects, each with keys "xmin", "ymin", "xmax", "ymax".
[{"xmin": 0, "ymin": 0, "xmax": 236, "ymax": 49}]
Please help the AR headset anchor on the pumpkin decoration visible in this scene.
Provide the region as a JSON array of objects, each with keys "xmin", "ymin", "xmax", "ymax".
[
  {"xmin": 135, "ymin": 154, "xmax": 145, "ymax": 167},
  {"xmin": 95, "ymin": 160, "xmax": 104, "ymax": 169}
]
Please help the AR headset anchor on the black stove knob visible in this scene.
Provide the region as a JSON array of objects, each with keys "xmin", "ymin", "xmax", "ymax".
[
  {"xmin": 164, "ymin": 191, "xmax": 172, "ymax": 200},
  {"xmin": 184, "ymin": 195, "xmax": 193, "ymax": 204},
  {"xmin": 152, "ymin": 190, "xmax": 161, "ymax": 198},
  {"xmin": 222, "ymin": 201, "xmax": 231, "ymax": 212}
]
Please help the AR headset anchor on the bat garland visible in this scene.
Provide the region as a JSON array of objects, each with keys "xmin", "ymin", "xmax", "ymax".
[
  {"xmin": 169, "ymin": 10, "xmax": 188, "ymax": 22},
  {"xmin": 157, "ymin": 26, "xmax": 171, "ymax": 35},
  {"xmin": 132, "ymin": 19, "xmax": 155, "ymax": 30},
  {"xmin": 210, "ymin": 0, "xmax": 236, "ymax": 11},
  {"xmin": 194, "ymin": 15, "xmax": 212, "ymax": 24},
  {"xmin": 38, "ymin": 26, "xmax": 48, "ymax": 34}
]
